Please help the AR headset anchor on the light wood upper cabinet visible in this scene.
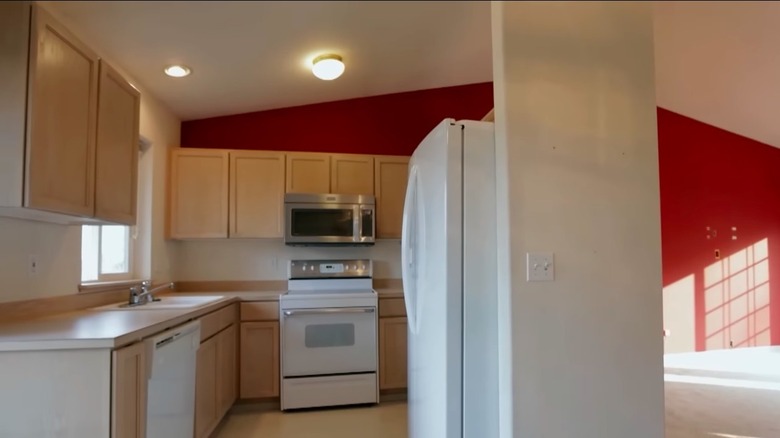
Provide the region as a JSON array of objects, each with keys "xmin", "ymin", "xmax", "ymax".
[
  {"xmin": 379, "ymin": 316, "xmax": 408, "ymax": 390},
  {"xmin": 375, "ymin": 156, "xmax": 410, "ymax": 238},
  {"xmin": 0, "ymin": 3, "xmax": 140, "ymax": 225},
  {"xmin": 195, "ymin": 335, "xmax": 218, "ymax": 438},
  {"xmin": 25, "ymin": 5, "xmax": 99, "ymax": 217},
  {"xmin": 331, "ymin": 154, "xmax": 374, "ymax": 195},
  {"xmin": 94, "ymin": 60, "xmax": 140, "ymax": 225},
  {"xmin": 240, "ymin": 321, "xmax": 280, "ymax": 399},
  {"xmin": 111, "ymin": 342, "xmax": 147, "ymax": 438},
  {"xmin": 230, "ymin": 151, "xmax": 285, "ymax": 238},
  {"xmin": 286, "ymin": 152, "xmax": 331, "ymax": 193},
  {"xmin": 168, "ymin": 149, "xmax": 229, "ymax": 239}
]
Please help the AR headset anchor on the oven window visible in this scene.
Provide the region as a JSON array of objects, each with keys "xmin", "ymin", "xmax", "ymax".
[
  {"xmin": 305, "ymin": 323, "xmax": 356, "ymax": 348},
  {"xmin": 291, "ymin": 209, "xmax": 354, "ymax": 237}
]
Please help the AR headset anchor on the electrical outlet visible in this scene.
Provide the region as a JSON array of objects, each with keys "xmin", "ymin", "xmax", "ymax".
[{"xmin": 28, "ymin": 255, "xmax": 39, "ymax": 277}]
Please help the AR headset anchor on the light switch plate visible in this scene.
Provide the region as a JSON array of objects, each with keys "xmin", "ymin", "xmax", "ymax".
[{"xmin": 527, "ymin": 252, "xmax": 554, "ymax": 282}]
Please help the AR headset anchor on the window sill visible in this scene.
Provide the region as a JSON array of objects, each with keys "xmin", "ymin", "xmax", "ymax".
[{"xmin": 78, "ymin": 279, "xmax": 147, "ymax": 294}]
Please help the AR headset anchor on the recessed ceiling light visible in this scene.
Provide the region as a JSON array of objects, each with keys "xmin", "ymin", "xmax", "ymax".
[
  {"xmin": 311, "ymin": 54, "xmax": 344, "ymax": 81},
  {"xmin": 164, "ymin": 65, "xmax": 192, "ymax": 78}
]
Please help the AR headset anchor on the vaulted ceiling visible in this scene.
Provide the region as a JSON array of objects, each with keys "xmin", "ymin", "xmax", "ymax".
[
  {"xmin": 654, "ymin": 1, "xmax": 780, "ymax": 148},
  {"xmin": 42, "ymin": 1, "xmax": 493, "ymax": 121},
  {"xmin": 41, "ymin": 1, "xmax": 780, "ymax": 149}
]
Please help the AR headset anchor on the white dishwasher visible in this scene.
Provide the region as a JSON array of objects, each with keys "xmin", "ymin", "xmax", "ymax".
[{"xmin": 145, "ymin": 320, "xmax": 201, "ymax": 438}]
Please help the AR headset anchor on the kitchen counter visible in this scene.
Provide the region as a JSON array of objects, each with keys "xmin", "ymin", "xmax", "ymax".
[
  {"xmin": 0, "ymin": 291, "xmax": 285, "ymax": 352},
  {"xmin": 376, "ymin": 288, "xmax": 404, "ymax": 299},
  {"xmin": 174, "ymin": 290, "xmax": 285, "ymax": 301}
]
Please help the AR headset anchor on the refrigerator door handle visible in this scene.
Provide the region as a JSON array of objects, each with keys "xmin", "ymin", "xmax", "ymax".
[{"xmin": 402, "ymin": 165, "xmax": 420, "ymax": 334}]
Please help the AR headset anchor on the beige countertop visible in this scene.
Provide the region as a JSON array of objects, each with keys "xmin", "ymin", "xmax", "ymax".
[
  {"xmin": 376, "ymin": 288, "xmax": 404, "ymax": 298},
  {"xmin": 0, "ymin": 288, "xmax": 400, "ymax": 353},
  {"xmin": 0, "ymin": 291, "xmax": 284, "ymax": 353}
]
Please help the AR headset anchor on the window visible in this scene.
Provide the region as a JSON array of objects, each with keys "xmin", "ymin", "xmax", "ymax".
[{"xmin": 81, "ymin": 225, "xmax": 134, "ymax": 282}]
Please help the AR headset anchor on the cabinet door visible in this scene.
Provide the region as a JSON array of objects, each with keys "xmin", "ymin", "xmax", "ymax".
[
  {"xmin": 374, "ymin": 156, "xmax": 410, "ymax": 238},
  {"xmin": 216, "ymin": 324, "xmax": 238, "ymax": 417},
  {"xmin": 285, "ymin": 153, "xmax": 330, "ymax": 193},
  {"xmin": 26, "ymin": 5, "xmax": 99, "ymax": 217},
  {"xmin": 331, "ymin": 154, "xmax": 374, "ymax": 195},
  {"xmin": 379, "ymin": 317, "xmax": 408, "ymax": 390},
  {"xmin": 230, "ymin": 151, "xmax": 285, "ymax": 238},
  {"xmin": 95, "ymin": 60, "xmax": 140, "ymax": 225},
  {"xmin": 112, "ymin": 342, "xmax": 147, "ymax": 438},
  {"xmin": 240, "ymin": 322, "xmax": 280, "ymax": 399},
  {"xmin": 169, "ymin": 149, "xmax": 229, "ymax": 238},
  {"xmin": 195, "ymin": 336, "xmax": 218, "ymax": 438}
]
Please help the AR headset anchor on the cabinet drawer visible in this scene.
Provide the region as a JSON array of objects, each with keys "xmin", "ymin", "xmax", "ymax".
[
  {"xmin": 220, "ymin": 303, "xmax": 238, "ymax": 327},
  {"xmin": 379, "ymin": 298, "xmax": 406, "ymax": 317},
  {"xmin": 240, "ymin": 302, "xmax": 279, "ymax": 321},
  {"xmin": 200, "ymin": 304, "xmax": 236, "ymax": 341},
  {"xmin": 200, "ymin": 310, "xmax": 221, "ymax": 342}
]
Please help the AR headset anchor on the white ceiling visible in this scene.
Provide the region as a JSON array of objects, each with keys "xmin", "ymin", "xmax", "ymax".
[
  {"xmin": 654, "ymin": 1, "xmax": 780, "ymax": 149},
  {"xmin": 43, "ymin": 1, "xmax": 493, "ymax": 121}
]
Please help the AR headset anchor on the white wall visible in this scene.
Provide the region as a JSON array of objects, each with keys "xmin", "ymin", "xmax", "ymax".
[
  {"xmin": 173, "ymin": 240, "xmax": 401, "ymax": 281},
  {"xmin": 0, "ymin": 4, "xmax": 180, "ymax": 303},
  {"xmin": 492, "ymin": 2, "xmax": 665, "ymax": 437}
]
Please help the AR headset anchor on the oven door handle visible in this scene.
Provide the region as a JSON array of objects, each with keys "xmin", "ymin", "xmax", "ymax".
[{"xmin": 283, "ymin": 307, "xmax": 376, "ymax": 317}]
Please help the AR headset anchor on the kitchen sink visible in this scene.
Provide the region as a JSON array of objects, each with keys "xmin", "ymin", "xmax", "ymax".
[{"xmin": 93, "ymin": 295, "xmax": 224, "ymax": 311}]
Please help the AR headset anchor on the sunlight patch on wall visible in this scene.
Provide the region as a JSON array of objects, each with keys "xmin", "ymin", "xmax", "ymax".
[
  {"xmin": 663, "ymin": 274, "xmax": 696, "ymax": 354},
  {"xmin": 704, "ymin": 238, "xmax": 771, "ymax": 350}
]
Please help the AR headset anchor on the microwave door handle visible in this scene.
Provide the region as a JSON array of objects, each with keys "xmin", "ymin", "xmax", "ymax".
[{"xmin": 354, "ymin": 205, "xmax": 361, "ymax": 242}]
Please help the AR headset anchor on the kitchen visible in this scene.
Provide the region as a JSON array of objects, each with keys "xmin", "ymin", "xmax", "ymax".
[
  {"xmin": 0, "ymin": 1, "xmax": 495, "ymax": 437},
  {"xmin": 5, "ymin": 1, "xmax": 775, "ymax": 438}
]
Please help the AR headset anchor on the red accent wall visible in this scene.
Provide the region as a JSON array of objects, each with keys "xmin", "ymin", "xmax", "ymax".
[
  {"xmin": 181, "ymin": 82, "xmax": 494, "ymax": 156},
  {"xmin": 658, "ymin": 107, "xmax": 780, "ymax": 349}
]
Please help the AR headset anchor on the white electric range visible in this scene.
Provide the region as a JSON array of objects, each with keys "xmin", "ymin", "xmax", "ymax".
[{"xmin": 279, "ymin": 259, "xmax": 378, "ymax": 411}]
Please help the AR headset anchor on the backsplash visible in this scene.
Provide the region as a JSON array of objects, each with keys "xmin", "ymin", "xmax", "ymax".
[{"xmin": 172, "ymin": 239, "xmax": 401, "ymax": 281}]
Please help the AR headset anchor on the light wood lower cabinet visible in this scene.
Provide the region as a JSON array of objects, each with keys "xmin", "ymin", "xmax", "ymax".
[
  {"xmin": 216, "ymin": 324, "xmax": 238, "ymax": 417},
  {"xmin": 195, "ymin": 335, "xmax": 218, "ymax": 438},
  {"xmin": 111, "ymin": 341, "xmax": 147, "ymax": 438},
  {"xmin": 195, "ymin": 304, "xmax": 238, "ymax": 438},
  {"xmin": 240, "ymin": 321, "xmax": 280, "ymax": 399},
  {"xmin": 379, "ymin": 317, "xmax": 408, "ymax": 390}
]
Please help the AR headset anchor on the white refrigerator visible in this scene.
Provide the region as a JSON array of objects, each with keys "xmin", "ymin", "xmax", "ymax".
[{"xmin": 402, "ymin": 118, "xmax": 499, "ymax": 438}]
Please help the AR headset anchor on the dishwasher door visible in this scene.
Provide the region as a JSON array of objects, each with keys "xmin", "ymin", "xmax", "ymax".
[{"xmin": 145, "ymin": 320, "xmax": 201, "ymax": 438}]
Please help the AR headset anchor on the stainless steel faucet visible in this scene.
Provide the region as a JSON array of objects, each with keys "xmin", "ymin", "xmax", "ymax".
[{"xmin": 128, "ymin": 281, "xmax": 175, "ymax": 306}]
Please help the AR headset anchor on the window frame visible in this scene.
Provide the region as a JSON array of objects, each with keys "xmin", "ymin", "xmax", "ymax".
[{"xmin": 81, "ymin": 224, "xmax": 135, "ymax": 284}]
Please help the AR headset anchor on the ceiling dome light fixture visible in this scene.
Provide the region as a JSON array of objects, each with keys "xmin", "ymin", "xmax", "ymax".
[
  {"xmin": 311, "ymin": 54, "xmax": 345, "ymax": 80},
  {"xmin": 164, "ymin": 65, "xmax": 192, "ymax": 78}
]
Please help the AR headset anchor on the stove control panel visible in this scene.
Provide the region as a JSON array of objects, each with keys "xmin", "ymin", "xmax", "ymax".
[{"xmin": 289, "ymin": 259, "xmax": 372, "ymax": 279}]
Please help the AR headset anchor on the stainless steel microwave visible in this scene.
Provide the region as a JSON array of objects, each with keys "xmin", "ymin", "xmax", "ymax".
[{"xmin": 284, "ymin": 193, "xmax": 375, "ymax": 246}]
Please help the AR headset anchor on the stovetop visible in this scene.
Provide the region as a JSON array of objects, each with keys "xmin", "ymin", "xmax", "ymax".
[{"xmin": 281, "ymin": 259, "xmax": 377, "ymax": 309}]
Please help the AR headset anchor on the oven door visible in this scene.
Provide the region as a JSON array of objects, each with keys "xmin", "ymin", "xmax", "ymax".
[
  {"xmin": 285, "ymin": 203, "xmax": 360, "ymax": 244},
  {"xmin": 282, "ymin": 307, "xmax": 377, "ymax": 377}
]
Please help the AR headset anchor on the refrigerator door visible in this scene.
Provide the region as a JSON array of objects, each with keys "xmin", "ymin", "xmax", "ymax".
[
  {"xmin": 461, "ymin": 120, "xmax": 499, "ymax": 438},
  {"xmin": 402, "ymin": 118, "xmax": 463, "ymax": 438}
]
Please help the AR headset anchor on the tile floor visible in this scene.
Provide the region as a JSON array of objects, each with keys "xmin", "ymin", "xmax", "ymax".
[
  {"xmin": 214, "ymin": 402, "xmax": 407, "ymax": 438},
  {"xmin": 215, "ymin": 380, "xmax": 780, "ymax": 438}
]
